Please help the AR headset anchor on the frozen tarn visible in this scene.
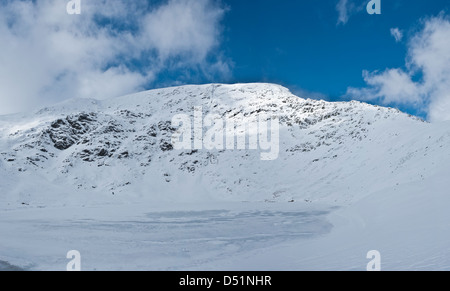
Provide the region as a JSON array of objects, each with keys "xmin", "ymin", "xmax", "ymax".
[{"xmin": 0, "ymin": 203, "xmax": 333, "ymax": 271}]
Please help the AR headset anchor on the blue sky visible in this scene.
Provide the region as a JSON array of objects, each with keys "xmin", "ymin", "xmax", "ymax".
[
  {"xmin": 1, "ymin": 0, "xmax": 450, "ymax": 121},
  {"xmin": 218, "ymin": 0, "xmax": 450, "ymax": 119},
  {"xmin": 222, "ymin": 1, "xmax": 432, "ymax": 96}
]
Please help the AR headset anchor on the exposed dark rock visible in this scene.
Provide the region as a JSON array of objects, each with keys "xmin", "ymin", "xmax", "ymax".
[{"xmin": 160, "ymin": 141, "xmax": 173, "ymax": 152}]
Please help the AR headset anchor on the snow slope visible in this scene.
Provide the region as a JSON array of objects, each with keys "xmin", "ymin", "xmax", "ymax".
[
  {"xmin": 0, "ymin": 83, "xmax": 449, "ymax": 270},
  {"xmin": 0, "ymin": 83, "xmax": 436, "ymax": 206}
]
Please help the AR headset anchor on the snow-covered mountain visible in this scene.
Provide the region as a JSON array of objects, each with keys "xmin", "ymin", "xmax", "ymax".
[
  {"xmin": 2, "ymin": 83, "xmax": 450, "ymax": 271},
  {"xmin": 0, "ymin": 83, "xmax": 447, "ymax": 206}
]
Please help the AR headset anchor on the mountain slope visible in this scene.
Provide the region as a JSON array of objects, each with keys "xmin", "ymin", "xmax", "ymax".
[
  {"xmin": 2, "ymin": 83, "xmax": 450, "ymax": 271},
  {"xmin": 0, "ymin": 83, "xmax": 447, "ymax": 207}
]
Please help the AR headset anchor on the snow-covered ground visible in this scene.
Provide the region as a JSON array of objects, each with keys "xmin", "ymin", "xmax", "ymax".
[
  {"xmin": 208, "ymin": 169, "xmax": 450, "ymax": 271},
  {"xmin": 0, "ymin": 202, "xmax": 334, "ymax": 271},
  {"xmin": 1, "ymin": 83, "xmax": 450, "ymax": 270},
  {"xmin": 2, "ymin": 181, "xmax": 450, "ymax": 271}
]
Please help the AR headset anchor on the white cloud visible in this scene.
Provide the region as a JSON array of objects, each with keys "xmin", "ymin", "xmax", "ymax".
[
  {"xmin": 142, "ymin": 0, "xmax": 224, "ymax": 62},
  {"xmin": 336, "ymin": 0, "xmax": 365, "ymax": 25},
  {"xmin": 347, "ymin": 69, "xmax": 421, "ymax": 105},
  {"xmin": 336, "ymin": 0, "xmax": 350, "ymax": 25},
  {"xmin": 0, "ymin": 0, "xmax": 230, "ymax": 115},
  {"xmin": 390, "ymin": 28, "xmax": 404, "ymax": 42},
  {"xmin": 346, "ymin": 15, "xmax": 450, "ymax": 122},
  {"xmin": 78, "ymin": 67, "xmax": 149, "ymax": 101}
]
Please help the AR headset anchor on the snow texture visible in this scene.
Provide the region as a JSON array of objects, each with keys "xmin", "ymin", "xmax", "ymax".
[{"xmin": 0, "ymin": 83, "xmax": 449, "ymax": 270}]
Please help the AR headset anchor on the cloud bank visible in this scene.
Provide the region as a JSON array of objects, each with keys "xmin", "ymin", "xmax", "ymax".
[
  {"xmin": 346, "ymin": 15, "xmax": 450, "ymax": 122},
  {"xmin": 0, "ymin": 0, "xmax": 230, "ymax": 115}
]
